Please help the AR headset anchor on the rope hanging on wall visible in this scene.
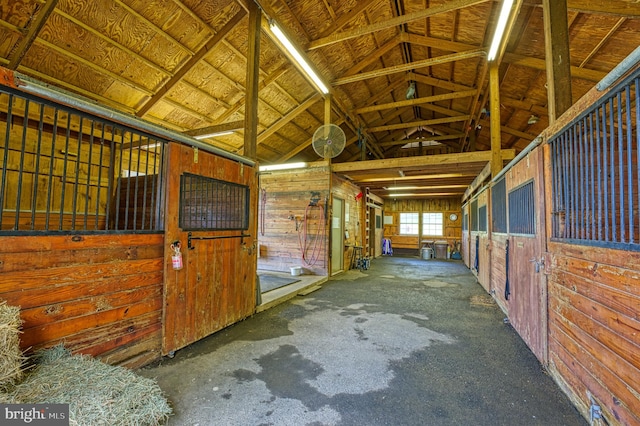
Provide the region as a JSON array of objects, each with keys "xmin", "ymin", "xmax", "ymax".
[{"xmin": 297, "ymin": 202, "xmax": 326, "ymax": 267}]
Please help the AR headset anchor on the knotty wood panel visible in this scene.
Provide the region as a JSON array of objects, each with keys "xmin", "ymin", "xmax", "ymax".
[
  {"xmin": 162, "ymin": 143, "xmax": 257, "ymax": 355},
  {"xmin": 258, "ymin": 166, "xmax": 330, "ymax": 275},
  {"xmin": 0, "ymin": 233, "xmax": 164, "ymax": 368},
  {"xmin": 547, "ymin": 241, "xmax": 640, "ymax": 425}
]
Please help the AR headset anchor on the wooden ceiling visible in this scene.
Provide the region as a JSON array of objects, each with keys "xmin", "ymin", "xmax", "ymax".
[{"xmin": 1, "ymin": 0, "xmax": 639, "ymax": 199}]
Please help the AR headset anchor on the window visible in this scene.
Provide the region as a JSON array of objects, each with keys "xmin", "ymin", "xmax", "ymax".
[
  {"xmin": 492, "ymin": 178, "xmax": 507, "ymax": 233},
  {"xmin": 399, "ymin": 212, "xmax": 419, "ymax": 235},
  {"xmin": 470, "ymin": 199, "xmax": 478, "ymax": 231},
  {"xmin": 478, "ymin": 205, "xmax": 487, "ymax": 232},
  {"xmin": 509, "ymin": 181, "xmax": 536, "ymax": 235},
  {"xmin": 422, "ymin": 212, "xmax": 443, "ymax": 236},
  {"xmin": 179, "ymin": 173, "xmax": 249, "ymax": 231}
]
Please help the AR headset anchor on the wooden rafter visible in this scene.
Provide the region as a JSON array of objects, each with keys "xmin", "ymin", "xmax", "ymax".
[
  {"xmin": 7, "ymin": 0, "xmax": 59, "ymax": 70},
  {"xmin": 368, "ymin": 115, "xmax": 470, "ymax": 133},
  {"xmin": 377, "ymin": 133, "xmax": 465, "ymax": 147},
  {"xmin": 136, "ymin": 10, "xmax": 246, "ymax": 117},
  {"xmin": 258, "ymin": 94, "xmax": 321, "ymax": 142},
  {"xmin": 353, "ymin": 89, "xmax": 477, "ymax": 114},
  {"xmin": 334, "ymin": 50, "xmax": 486, "ymax": 85},
  {"xmin": 315, "ymin": 0, "xmax": 377, "ymax": 39},
  {"xmin": 307, "ymin": 0, "xmax": 489, "ymax": 50}
]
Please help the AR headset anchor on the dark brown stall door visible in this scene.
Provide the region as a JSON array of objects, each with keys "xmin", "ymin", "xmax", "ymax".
[
  {"xmin": 162, "ymin": 144, "xmax": 257, "ymax": 355},
  {"xmin": 506, "ymin": 148, "xmax": 548, "ymax": 363}
]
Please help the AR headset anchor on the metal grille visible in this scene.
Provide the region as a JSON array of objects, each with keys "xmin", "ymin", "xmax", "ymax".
[
  {"xmin": 509, "ymin": 180, "xmax": 536, "ymax": 235},
  {"xmin": 462, "ymin": 212, "xmax": 468, "ymax": 231},
  {"xmin": 179, "ymin": 173, "xmax": 249, "ymax": 231},
  {"xmin": 492, "ymin": 178, "xmax": 507, "ymax": 233},
  {"xmin": 550, "ymin": 70, "xmax": 639, "ymax": 248},
  {"xmin": 478, "ymin": 205, "xmax": 487, "ymax": 232},
  {"xmin": 0, "ymin": 86, "xmax": 166, "ymax": 234},
  {"xmin": 470, "ymin": 199, "xmax": 478, "ymax": 231}
]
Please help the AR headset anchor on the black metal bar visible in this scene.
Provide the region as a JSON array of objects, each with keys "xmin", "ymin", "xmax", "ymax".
[
  {"xmin": 59, "ymin": 114, "xmax": 72, "ymax": 230},
  {"xmin": 0, "ymin": 93, "xmax": 12, "ymax": 230},
  {"xmin": 624, "ymin": 85, "xmax": 633, "ymax": 243},
  {"xmin": 45, "ymin": 108, "xmax": 58, "ymax": 231},
  {"xmin": 609, "ymin": 97, "xmax": 616, "ymax": 241},
  {"xmin": 84, "ymin": 120, "xmax": 94, "ymax": 230},
  {"xmin": 588, "ymin": 112, "xmax": 596, "ymax": 241},
  {"xmin": 140, "ymin": 137, "xmax": 150, "ymax": 230},
  {"xmin": 105, "ymin": 126, "xmax": 116, "ymax": 230},
  {"xmin": 617, "ymin": 91, "xmax": 625, "ymax": 242},
  {"xmin": 602, "ymin": 101, "xmax": 610, "ymax": 241},
  {"xmin": 132, "ymin": 134, "xmax": 142, "ymax": 231},
  {"xmin": 15, "ymin": 99, "xmax": 29, "ymax": 230},
  {"xmin": 187, "ymin": 231, "xmax": 251, "ymax": 250},
  {"xmin": 595, "ymin": 106, "xmax": 603, "ymax": 242},
  {"xmin": 636, "ymin": 77, "xmax": 640, "ymax": 244},
  {"xmin": 94, "ymin": 124, "xmax": 104, "ymax": 230},
  {"xmin": 114, "ymin": 128, "xmax": 125, "ymax": 230},
  {"xmin": 31, "ymin": 103, "xmax": 44, "ymax": 230},
  {"xmin": 70, "ymin": 116, "xmax": 83, "ymax": 230}
]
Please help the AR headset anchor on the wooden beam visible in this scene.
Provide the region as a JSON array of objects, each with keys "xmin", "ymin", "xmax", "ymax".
[
  {"xmin": 334, "ymin": 50, "xmax": 486, "ymax": 85},
  {"xmin": 307, "ymin": 0, "xmax": 489, "ymax": 50},
  {"xmin": 579, "ymin": 18, "xmax": 626, "ymax": 68},
  {"xmin": 479, "ymin": 119, "xmax": 537, "ymax": 141},
  {"xmin": 567, "ymin": 0, "xmax": 640, "ymax": 17},
  {"xmin": 377, "ymin": 133, "xmax": 465, "ymax": 147},
  {"xmin": 543, "ymin": 0, "xmax": 572, "ymax": 123},
  {"xmin": 341, "ymin": 35, "xmax": 402, "ymax": 77},
  {"xmin": 368, "ymin": 116, "xmax": 470, "ymax": 133},
  {"xmin": 315, "ymin": 0, "xmax": 377, "ymax": 38},
  {"xmin": 353, "ymin": 89, "xmax": 477, "ymax": 114},
  {"xmin": 244, "ymin": 2, "xmax": 260, "ymax": 160},
  {"xmin": 257, "ymin": 94, "xmax": 321, "ymax": 142},
  {"xmin": 331, "ymin": 149, "xmax": 516, "ymax": 173},
  {"xmin": 489, "ymin": 63, "xmax": 502, "ymax": 178},
  {"xmin": 503, "ymin": 53, "xmax": 606, "ymax": 82},
  {"xmin": 136, "ymin": 10, "xmax": 246, "ymax": 117},
  {"xmin": 463, "ymin": 163, "xmax": 491, "ymax": 201},
  {"xmin": 406, "ymin": 72, "xmax": 475, "ymax": 93},
  {"xmin": 7, "ymin": 0, "xmax": 59, "ymax": 70},
  {"xmin": 184, "ymin": 120, "xmax": 245, "ymax": 138}
]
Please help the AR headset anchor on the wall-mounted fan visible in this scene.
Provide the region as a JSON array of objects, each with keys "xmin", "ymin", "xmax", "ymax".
[{"xmin": 312, "ymin": 124, "xmax": 346, "ymax": 159}]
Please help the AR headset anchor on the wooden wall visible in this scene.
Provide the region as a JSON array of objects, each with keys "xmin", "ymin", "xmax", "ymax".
[
  {"xmin": 547, "ymin": 243, "xmax": 640, "ymax": 424},
  {"xmin": 383, "ymin": 198, "xmax": 462, "ymax": 252},
  {"xmin": 332, "ymin": 174, "xmax": 363, "ymax": 267},
  {"xmin": 0, "ymin": 233, "xmax": 164, "ymax": 369},
  {"xmin": 258, "ymin": 165, "xmax": 330, "ymax": 275}
]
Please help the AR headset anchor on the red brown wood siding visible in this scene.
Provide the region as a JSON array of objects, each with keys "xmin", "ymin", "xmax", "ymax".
[{"xmin": 0, "ymin": 234, "xmax": 164, "ymax": 369}]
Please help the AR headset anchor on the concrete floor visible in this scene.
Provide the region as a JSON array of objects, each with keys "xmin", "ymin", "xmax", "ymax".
[{"xmin": 140, "ymin": 255, "xmax": 586, "ymax": 426}]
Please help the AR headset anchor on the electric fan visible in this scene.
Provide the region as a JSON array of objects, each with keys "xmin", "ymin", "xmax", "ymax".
[{"xmin": 312, "ymin": 124, "xmax": 346, "ymax": 159}]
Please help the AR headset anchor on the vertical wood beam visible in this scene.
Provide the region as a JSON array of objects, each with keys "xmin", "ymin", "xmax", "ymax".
[
  {"xmin": 324, "ymin": 94, "xmax": 332, "ymax": 125},
  {"xmin": 489, "ymin": 62, "xmax": 502, "ymax": 178},
  {"xmin": 243, "ymin": 1, "xmax": 260, "ymax": 160},
  {"xmin": 543, "ymin": 0, "xmax": 573, "ymax": 123}
]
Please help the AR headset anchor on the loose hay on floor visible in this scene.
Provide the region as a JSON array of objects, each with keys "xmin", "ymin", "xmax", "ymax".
[
  {"xmin": 7, "ymin": 345, "xmax": 172, "ymax": 426},
  {"xmin": 0, "ymin": 300, "xmax": 24, "ymax": 390}
]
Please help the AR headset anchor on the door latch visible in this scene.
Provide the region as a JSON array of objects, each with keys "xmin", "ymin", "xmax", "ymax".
[{"xmin": 529, "ymin": 257, "xmax": 545, "ymax": 273}]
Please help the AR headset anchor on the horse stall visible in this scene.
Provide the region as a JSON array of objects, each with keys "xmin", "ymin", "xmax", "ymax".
[
  {"xmin": 541, "ymin": 69, "xmax": 640, "ymax": 424},
  {"xmin": 0, "ymin": 71, "xmax": 257, "ymax": 366},
  {"xmin": 468, "ymin": 189, "xmax": 490, "ymax": 292},
  {"xmin": 488, "ymin": 145, "xmax": 549, "ymax": 364},
  {"xmin": 257, "ymin": 163, "xmax": 362, "ymax": 276},
  {"xmin": 461, "ymin": 202, "xmax": 470, "ymax": 267}
]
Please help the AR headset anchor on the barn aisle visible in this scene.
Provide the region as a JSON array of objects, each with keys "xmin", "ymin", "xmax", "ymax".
[{"xmin": 140, "ymin": 255, "xmax": 586, "ymax": 426}]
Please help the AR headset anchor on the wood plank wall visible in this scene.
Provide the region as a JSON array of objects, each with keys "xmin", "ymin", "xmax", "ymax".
[
  {"xmin": 0, "ymin": 234, "xmax": 164, "ymax": 369},
  {"xmin": 547, "ymin": 243, "xmax": 640, "ymax": 424},
  {"xmin": 332, "ymin": 174, "xmax": 363, "ymax": 267},
  {"xmin": 257, "ymin": 166, "xmax": 330, "ymax": 275},
  {"xmin": 383, "ymin": 198, "xmax": 462, "ymax": 251}
]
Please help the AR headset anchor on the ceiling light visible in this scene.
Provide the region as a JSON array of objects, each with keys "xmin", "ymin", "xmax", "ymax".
[
  {"xmin": 193, "ymin": 130, "xmax": 234, "ymax": 140},
  {"xmin": 487, "ymin": 0, "xmax": 515, "ymax": 61},
  {"xmin": 269, "ymin": 20, "xmax": 329, "ymax": 95},
  {"xmin": 259, "ymin": 162, "xmax": 308, "ymax": 172}
]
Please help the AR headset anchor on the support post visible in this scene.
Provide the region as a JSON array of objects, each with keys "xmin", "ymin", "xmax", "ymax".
[
  {"xmin": 489, "ymin": 62, "xmax": 502, "ymax": 178},
  {"xmin": 543, "ymin": 0, "xmax": 572, "ymax": 123},
  {"xmin": 244, "ymin": 1, "xmax": 261, "ymax": 160}
]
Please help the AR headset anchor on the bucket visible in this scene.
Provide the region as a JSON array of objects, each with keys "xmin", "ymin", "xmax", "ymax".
[
  {"xmin": 434, "ymin": 241, "xmax": 448, "ymax": 259},
  {"xmin": 290, "ymin": 266, "xmax": 303, "ymax": 276},
  {"xmin": 421, "ymin": 247, "xmax": 433, "ymax": 260}
]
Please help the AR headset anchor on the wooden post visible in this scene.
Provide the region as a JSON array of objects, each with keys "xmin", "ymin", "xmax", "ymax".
[
  {"xmin": 543, "ymin": 0, "xmax": 572, "ymax": 123},
  {"xmin": 489, "ymin": 62, "xmax": 502, "ymax": 178},
  {"xmin": 243, "ymin": 1, "xmax": 260, "ymax": 160}
]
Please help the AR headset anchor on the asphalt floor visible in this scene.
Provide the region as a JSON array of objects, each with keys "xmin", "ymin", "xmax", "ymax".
[{"xmin": 140, "ymin": 255, "xmax": 587, "ymax": 426}]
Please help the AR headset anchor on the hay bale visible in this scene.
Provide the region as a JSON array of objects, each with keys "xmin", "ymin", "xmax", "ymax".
[
  {"xmin": 8, "ymin": 345, "xmax": 172, "ymax": 425},
  {"xmin": 0, "ymin": 300, "xmax": 24, "ymax": 390}
]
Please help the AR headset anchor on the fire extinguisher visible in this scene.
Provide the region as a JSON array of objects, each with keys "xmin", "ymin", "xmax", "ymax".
[{"xmin": 170, "ymin": 241, "xmax": 183, "ymax": 270}]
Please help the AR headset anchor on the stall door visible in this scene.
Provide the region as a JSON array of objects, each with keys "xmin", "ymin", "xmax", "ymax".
[
  {"xmin": 506, "ymin": 148, "xmax": 548, "ymax": 363},
  {"xmin": 163, "ymin": 144, "xmax": 257, "ymax": 355},
  {"xmin": 331, "ymin": 197, "xmax": 344, "ymax": 275}
]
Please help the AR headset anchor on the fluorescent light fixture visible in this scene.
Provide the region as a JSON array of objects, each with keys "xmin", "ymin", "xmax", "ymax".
[
  {"xmin": 193, "ymin": 130, "xmax": 234, "ymax": 140},
  {"xmin": 487, "ymin": 0, "xmax": 514, "ymax": 61},
  {"xmin": 388, "ymin": 192, "xmax": 460, "ymax": 198},
  {"xmin": 383, "ymin": 185, "xmax": 467, "ymax": 191},
  {"xmin": 269, "ymin": 20, "xmax": 329, "ymax": 95},
  {"xmin": 259, "ymin": 162, "xmax": 307, "ymax": 172}
]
